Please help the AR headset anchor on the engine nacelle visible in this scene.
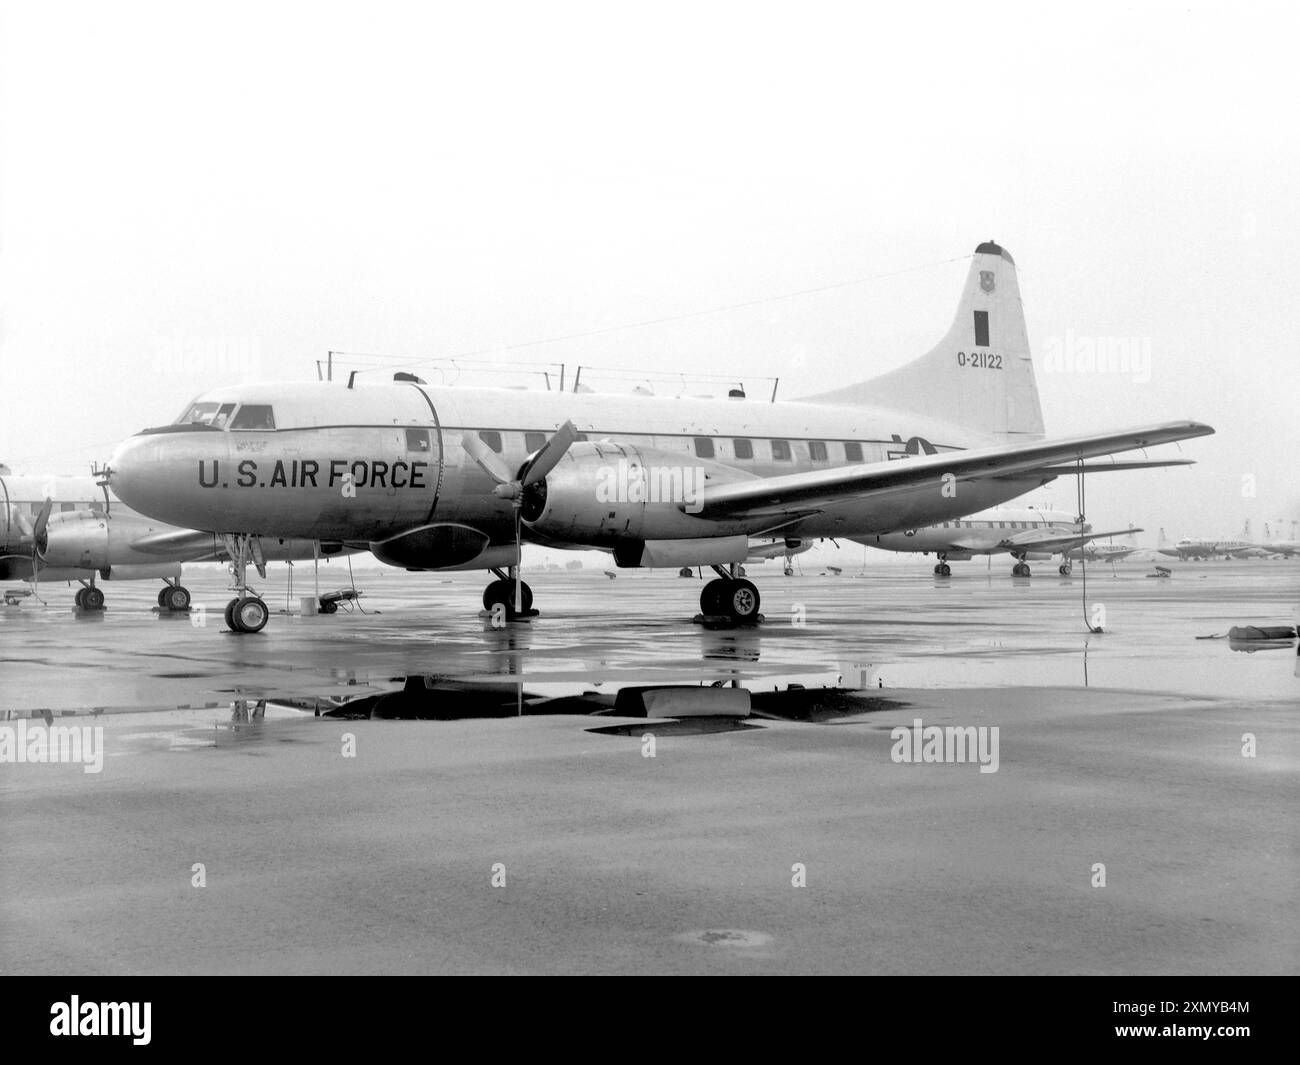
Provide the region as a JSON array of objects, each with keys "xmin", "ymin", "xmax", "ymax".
[
  {"xmin": 370, "ymin": 522, "xmax": 501, "ymax": 570},
  {"xmin": 39, "ymin": 511, "xmax": 110, "ymax": 569},
  {"xmin": 521, "ymin": 442, "xmax": 748, "ymax": 546}
]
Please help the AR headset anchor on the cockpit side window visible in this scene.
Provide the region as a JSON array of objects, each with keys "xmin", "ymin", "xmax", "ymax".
[
  {"xmin": 213, "ymin": 403, "xmax": 238, "ymax": 428},
  {"xmin": 230, "ymin": 405, "xmax": 276, "ymax": 430}
]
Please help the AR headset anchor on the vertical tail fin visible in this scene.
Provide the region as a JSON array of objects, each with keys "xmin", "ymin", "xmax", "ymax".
[{"xmin": 804, "ymin": 240, "xmax": 1045, "ymax": 440}]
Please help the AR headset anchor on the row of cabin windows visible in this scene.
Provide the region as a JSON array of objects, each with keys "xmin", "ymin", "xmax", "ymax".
[
  {"xmin": 938, "ymin": 520, "xmax": 1043, "ymax": 529},
  {"xmin": 476, "ymin": 431, "xmax": 865, "ymax": 464},
  {"xmin": 19, "ymin": 501, "xmax": 103, "ymax": 515},
  {"xmin": 696, "ymin": 438, "xmax": 855, "ymax": 462}
]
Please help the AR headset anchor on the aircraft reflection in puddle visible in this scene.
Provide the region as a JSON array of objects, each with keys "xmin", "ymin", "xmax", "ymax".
[{"xmin": 271, "ymin": 674, "xmax": 907, "ymax": 730}]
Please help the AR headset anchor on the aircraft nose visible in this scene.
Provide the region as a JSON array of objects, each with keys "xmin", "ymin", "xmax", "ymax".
[{"xmin": 109, "ymin": 431, "xmax": 205, "ymax": 527}]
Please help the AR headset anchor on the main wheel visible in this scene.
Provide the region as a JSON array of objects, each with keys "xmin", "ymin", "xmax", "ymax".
[
  {"xmin": 940, "ymin": 563, "xmax": 952, "ymax": 576},
  {"xmin": 75, "ymin": 588, "xmax": 87, "ymax": 608},
  {"xmin": 83, "ymin": 587, "xmax": 105, "ymax": 610},
  {"xmin": 318, "ymin": 599, "xmax": 338, "ymax": 614},
  {"xmin": 164, "ymin": 585, "xmax": 191, "ymax": 611},
  {"xmin": 724, "ymin": 579, "xmax": 760, "ymax": 621},
  {"xmin": 700, "ymin": 579, "xmax": 726, "ymax": 615},
  {"xmin": 1059, "ymin": 564, "xmax": 1070, "ymax": 575},
  {"xmin": 483, "ymin": 579, "xmax": 531, "ymax": 616},
  {"xmin": 224, "ymin": 599, "xmax": 238, "ymax": 630},
  {"xmin": 1021, "ymin": 564, "xmax": 1031, "ymax": 577},
  {"xmin": 157, "ymin": 587, "xmax": 169, "ymax": 607},
  {"xmin": 231, "ymin": 596, "xmax": 269, "ymax": 634}
]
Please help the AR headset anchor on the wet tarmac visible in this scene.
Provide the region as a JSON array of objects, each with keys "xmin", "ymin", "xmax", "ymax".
[{"xmin": 2, "ymin": 560, "xmax": 1297, "ymax": 973}]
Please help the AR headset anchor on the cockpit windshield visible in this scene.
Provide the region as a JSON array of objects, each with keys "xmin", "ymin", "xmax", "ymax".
[{"xmin": 173, "ymin": 401, "xmax": 273, "ymax": 430}]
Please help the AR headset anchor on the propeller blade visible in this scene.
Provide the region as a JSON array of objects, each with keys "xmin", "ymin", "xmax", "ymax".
[
  {"xmin": 32, "ymin": 498, "xmax": 53, "ymax": 557},
  {"xmin": 462, "ymin": 433, "xmax": 514, "ymax": 485},
  {"xmin": 514, "ymin": 509, "xmax": 523, "ymax": 614},
  {"xmin": 520, "ymin": 420, "xmax": 578, "ymax": 486}
]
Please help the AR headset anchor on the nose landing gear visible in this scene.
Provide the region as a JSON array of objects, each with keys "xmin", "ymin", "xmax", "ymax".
[{"xmin": 220, "ymin": 534, "xmax": 269, "ymax": 633}]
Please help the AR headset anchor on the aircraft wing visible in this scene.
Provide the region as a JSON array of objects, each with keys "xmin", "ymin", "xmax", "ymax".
[
  {"xmin": 697, "ymin": 421, "xmax": 1212, "ymax": 520},
  {"xmin": 997, "ymin": 526, "xmax": 1145, "ymax": 552}
]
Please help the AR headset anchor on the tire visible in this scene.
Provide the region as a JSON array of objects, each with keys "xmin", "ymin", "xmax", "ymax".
[
  {"xmin": 318, "ymin": 600, "xmax": 338, "ymax": 614},
  {"xmin": 75, "ymin": 588, "xmax": 87, "ymax": 608},
  {"xmin": 84, "ymin": 587, "xmax": 105, "ymax": 610},
  {"xmin": 700, "ymin": 580, "xmax": 725, "ymax": 615},
  {"xmin": 224, "ymin": 599, "xmax": 238, "ymax": 631},
  {"xmin": 483, "ymin": 579, "xmax": 530, "ymax": 616},
  {"xmin": 233, "ymin": 596, "xmax": 269, "ymax": 634},
  {"xmin": 726, "ymin": 579, "xmax": 760, "ymax": 621},
  {"xmin": 157, "ymin": 587, "xmax": 169, "ymax": 607},
  {"xmin": 165, "ymin": 585, "xmax": 191, "ymax": 611}
]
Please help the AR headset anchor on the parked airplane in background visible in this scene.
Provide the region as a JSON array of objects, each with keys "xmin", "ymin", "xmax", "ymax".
[
  {"xmin": 1156, "ymin": 529, "xmax": 1216, "ymax": 561},
  {"xmin": 1062, "ymin": 533, "xmax": 1144, "ymax": 567},
  {"xmin": 867, "ymin": 506, "xmax": 1141, "ymax": 576},
  {"xmin": 1261, "ymin": 521, "xmax": 1300, "ymax": 558},
  {"xmin": 1157, "ymin": 522, "xmax": 1277, "ymax": 560},
  {"xmin": 0, "ymin": 467, "xmax": 350, "ymax": 610},
  {"xmin": 106, "ymin": 240, "xmax": 1213, "ymax": 632}
]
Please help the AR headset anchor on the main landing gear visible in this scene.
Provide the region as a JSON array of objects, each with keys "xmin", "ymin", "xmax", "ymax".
[
  {"xmin": 221, "ymin": 533, "xmax": 269, "ymax": 634},
  {"xmin": 74, "ymin": 580, "xmax": 105, "ymax": 611},
  {"xmin": 1058, "ymin": 561, "xmax": 1073, "ymax": 576},
  {"xmin": 933, "ymin": 552, "xmax": 952, "ymax": 577},
  {"xmin": 482, "ymin": 567, "xmax": 535, "ymax": 620},
  {"xmin": 699, "ymin": 564, "xmax": 761, "ymax": 623},
  {"xmin": 1011, "ymin": 553, "xmax": 1032, "ymax": 577},
  {"xmin": 157, "ymin": 578, "xmax": 192, "ymax": 612}
]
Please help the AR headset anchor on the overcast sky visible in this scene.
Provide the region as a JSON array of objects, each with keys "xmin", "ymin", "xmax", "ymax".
[{"xmin": 2, "ymin": 0, "xmax": 1296, "ymax": 544}]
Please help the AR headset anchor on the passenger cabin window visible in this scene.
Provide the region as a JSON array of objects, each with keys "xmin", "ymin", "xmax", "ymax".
[
  {"xmin": 230, "ymin": 405, "xmax": 276, "ymax": 430},
  {"xmin": 60, "ymin": 502, "xmax": 76, "ymax": 512},
  {"xmin": 771, "ymin": 440, "xmax": 792, "ymax": 461},
  {"xmin": 524, "ymin": 432, "xmax": 547, "ymax": 453},
  {"xmin": 406, "ymin": 429, "xmax": 431, "ymax": 453},
  {"xmin": 809, "ymin": 441, "xmax": 828, "ymax": 462},
  {"xmin": 478, "ymin": 430, "xmax": 503, "ymax": 453},
  {"xmin": 844, "ymin": 442, "xmax": 863, "ymax": 462},
  {"xmin": 694, "ymin": 437, "xmax": 715, "ymax": 459},
  {"xmin": 90, "ymin": 501, "xmax": 104, "ymax": 514},
  {"xmin": 733, "ymin": 438, "xmax": 753, "ymax": 460}
]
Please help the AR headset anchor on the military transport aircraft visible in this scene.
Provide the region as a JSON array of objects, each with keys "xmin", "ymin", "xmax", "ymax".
[
  {"xmin": 106, "ymin": 240, "xmax": 1215, "ymax": 633},
  {"xmin": 866, "ymin": 506, "xmax": 1141, "ymax": 576},
  {"xmin": 0, "ymin": 467, "xmax": 349, "ymax": 610}
]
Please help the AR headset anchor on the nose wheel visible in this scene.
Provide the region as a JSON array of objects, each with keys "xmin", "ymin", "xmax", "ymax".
[
  {"xmin": 220, "ymin": 533, "xmax": 269, "ymax": 633},
  {"xmin": 225, "ymin": 595, "xmax": 269, "ymax": 633}
]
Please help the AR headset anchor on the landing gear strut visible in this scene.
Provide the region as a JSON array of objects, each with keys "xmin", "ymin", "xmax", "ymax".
[
  {"xmin": 699, "ymin": 564, "xmax": 761, "ymax": 623},
  {"xmin": 221, "ymin": 534, "xmax": 269, "ymax": 633},
  {"xmin": 933, "ymin": 552, "xmax": 952, "ymax": 577}
]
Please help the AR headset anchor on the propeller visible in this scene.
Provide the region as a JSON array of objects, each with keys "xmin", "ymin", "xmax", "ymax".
[
  {"xmin": 26, "ymin": 497, "xmax": 53, "ymax": 601},
  {"xmin": 462, "ymin": 420, "xmax": 578, "ymax": 614}
]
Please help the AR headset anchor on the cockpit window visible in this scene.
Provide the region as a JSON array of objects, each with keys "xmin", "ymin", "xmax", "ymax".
[
  {"xmin": 212, "ymin": 402, "xmax": 237, "ymax": 428},
  {"xmin": 230, "ymin": 405, "xmax": 276, "ymax": 430},
  {"xmin": 177, "ymin": 401, "xmax": 222, "ymax": 425}
]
